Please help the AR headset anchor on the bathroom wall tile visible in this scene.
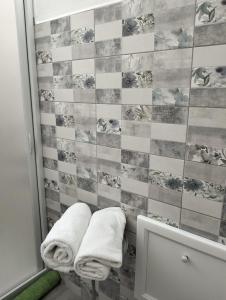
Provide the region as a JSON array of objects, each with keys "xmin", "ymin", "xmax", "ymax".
[
  {"xmin": 45, "ymin": 188, "xmax": 60, "ymax": 202},
  {"xmin": 59, "ymin": 171, "xmax": 77, "ymax": 197},
  {"xmin": 36, "ymin": 50, "xmax": 52, "ymax": 64},
  {"xmin": 122, "ymin": 0, "xmax": 154, "ymax": 19},
  {"xmin": 96, "ymin": 89, "xmax": 121, "ymax": 104},
  {"xmin": 190, "ymin": 88, "xmax": 226, "ymax": 108},
  {"xmin": 73, "ymin": 74, "xmax": 95, "ymax": 89},
  {"xmin": 53, "ymin": 75, "xmax": 73, "ymax": 89},
  {"xmin": 72, "ymin": 59, "xmax": 95, "ymax": 74},
  {"xmin": 43, "ymin": 146, "xmax": 58, "ymax": 160},
  {"xmin": 98, "ymin": 183, "xmax": 121, "ymax": 202},
  {"xmin": 56, "ymin": 127, "xmax": 75, "ymax": 140},
  {"xmin": 121, "ymin": 190, "xmax": 147, "ymax": 210},
  {"xmin": 38, "ymin": 77, "xmax": 53, "ymax": 90},
  {"xmin": 154, "ymin": 0, "xmax": 195, "ymax": 50},
  {"xmin": 121, "ymin": 149, "xmax": 149, "ymax": 168},
  {"xmin": 122, "ymin": 89, "xmax": 152, "ymax": 105},
  {"xmin": 96, "ymin": 104, "xmax": 121, "ymax": 120},
  {"xmin": 41, "ymin": 113, "xmax": 56, "ymax": 126},
  {"xmin": 58, "ymin": 161, "xmax": 77, "ymax": 175},
  {"xmin": 194, "ymin": 22, "xmax": 226, "ymax": 46},
  {"xmin": 122, "ymin": 71, "xmax": 152, "ymax": 88},
  {"xmin": 95, "ymin": 2, "xmax": 122, "ymax": 25},
  {"xmin": 50, "ymin": 17, "xmax": 70, "ymax": 34},
  {"xmin": 122, "ymin": 14, "xmax": 154, "ymax": 37},
  {"xmin": 188, "ymin": 107, "xmax": 226, "ymax": 129},
  {"xmin": 60, "ymin": 192, "xmax": 77, "ymax": 206},
  {"xmin": 77, "ymin": 188, "xmax": 98, "ymax": 206},
  {"xmin": 152, "ymin": 106, "xmax": 188, "ymax": 124},
  {"xmin": 192, "ymin": 66, "xmax": 226, "ymax": 88},
  {"xmin": 73, "ymin": 89, "xmax": 96, "ymax": 103},
  {"xmin": 75, "ymin": 142, "xmax": 96, "ymax": 158},
  {"xmin": 150, "ymin": 140, "xmax": 186, "ymax": 160},
  {"xmin": 122, "ymin": 33, "xmax": 154, "ymax": 54},
  {"xmin": 152, "ymin": 88, "xmax": 189, "ymax": 106},
  {"xmin": 122, "ymin": 105, "xmax": 151, "ymax": 121},
  {"xmin": 75, "ymin": 123, "xmax": 96, "ymax": 144},
  {"xmin": 97, "ymin": 145, "xmax": 121, "ymax": 163},
  {"xmin": 186, "ymin": 126, "xmax": 226, "ymax": 167},
  {"xmin": 72, "ymin": 43, "xmax": 95, "ymax": 60},
  {"xmin": 54, "ymin": 89, "xmax": 74, "ymax": 102},
  {"xmin": 77, "ymin": 176, "xmax": 97, "ymax": 193},
  {"xmin": 151, "ymin": 123, "xmax": 187, "ymax": 143},
  {"xmin": 95, "ymin": 20, "xmax": 122, "ymax": 42},
  {"xmin": 147, "ymin": 198, "xmax": 180, "ymax": 227},
  {"xmin": 153, "ymin": 48, "xmax": 192, "ymax": 88},
  {"xmin": 122, "ymin": 52, "xmax": 153, "ymax": 73},
  {"xmin": 121, "ymin": 163, "xmax": 148, "ymax": 183},
  {"xmin": 193, "ymin": 45, "xmax": 226, "ymax": 67},
  {"xmin": 95, "ymin": 38, "xmax": 121, "ymax": 57},
  {"xmin": 97, "ymin": 132, "xmax": 121, "ymax": 148},
  {"xmin": 98, "ymin": 171, "xmax": 121, "ymax": 189},
  {"xmin": 122, "ymin": 120, "xmax": 151, "ymax": 138},
  {"xmin": 121, "ymin": 177, "xmax": 149, "ymax": 197},
  {"xmin": 121, "ymin": 135, "xmax": 150, "ymax": 153},
  {"xmin": 39, "ymin": 89, "xmax": 55, "ymax": 102},
  {"xmin": 53, "ymin": 61, "xmax": 72, "ymax": 76},
  {"xmin": 182, "ymin": 177, "xmax": 224, "ymax": 218},
  {"xmin": 96, "ymin": 56, "xmax": 121, "ymax": 73},
  {"xmin": 40, "ymin": 101, "xmax": 55, "ymax": 113},
  {"xmin": 97, "ymin": 158, "xmax": 121, "ymax": 177},
  {"xmin": 96, "ymin": 73, "xmax": 121, "ymax": 89},
  {"xmin": 51, "ymin": 31, "xmax": 71, "ymax": 48},
  {"xmin": 43, "ymin": 157, "xmax": 58, "ymax": 171},
  {"xmin": 35, "ymin": 36, "xmax": 51, "ymax": 50},
  {"xmin": 37, "ymin": 63, "xmax": 53, "ymax": 77},
  {"xmin": 35, "ymin": 22, "xmax": 51, "ymax": 38},
  {"xmin": 97, "ymin": 118, "xmax": 121, "ymax": 136},
  {"xmin": 71, "ymin": 10, "xmax": 94, "ymax": 30},
  {"xmin": 195, "ymin": 0, "xmax": 226, "ymax": 26},
  {"xmin": 180, "ymin": 209, "xmax": 220, "ymax": 240}
]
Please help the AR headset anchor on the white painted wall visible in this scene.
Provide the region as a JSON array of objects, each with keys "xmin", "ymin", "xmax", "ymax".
[{"xmin": 33, "ymin": 0, "xmax": 121, "ymax": 23}]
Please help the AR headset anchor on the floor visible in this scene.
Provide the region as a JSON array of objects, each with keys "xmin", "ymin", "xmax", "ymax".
[{"xmin": 42, "ymin": 283, "xmax": 80, "ymax": 300}]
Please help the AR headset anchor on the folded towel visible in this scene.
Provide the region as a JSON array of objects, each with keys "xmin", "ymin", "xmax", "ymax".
[
  {"xmin": 41, "ymin": 202, "xmax": 91, "ymax": 273},
  {"xmin": 74, "ymin": 207, "xmax": 126, "ymax": 280}
]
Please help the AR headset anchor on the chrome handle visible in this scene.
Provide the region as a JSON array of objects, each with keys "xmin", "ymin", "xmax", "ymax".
[{"xmin": 181, "ymin": 255, "xmax": 190, "ymax": 263}]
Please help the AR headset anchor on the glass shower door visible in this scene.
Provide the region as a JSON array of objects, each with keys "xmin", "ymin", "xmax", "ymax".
[{"xmin": 0, "ymin": 0, "xmax": 43, "ymax": 297}]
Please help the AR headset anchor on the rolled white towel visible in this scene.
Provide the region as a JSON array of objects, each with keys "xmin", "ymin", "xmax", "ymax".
[
  {"xmin": 41, "ymin": 202, "xmax": 91, "ymax": 273},
  {"xmin": 74, "ymin": 207, "xmax": 126, "ymax": 280}
]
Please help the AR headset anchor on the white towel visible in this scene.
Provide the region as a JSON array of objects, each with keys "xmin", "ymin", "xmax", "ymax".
[
  {"xmin": 41, "ymin": 202, "xmax": 91, "ymax": 273},
  {"xmin": 74, "ymin": 207, "xmax": 126, "ymax": 280}
]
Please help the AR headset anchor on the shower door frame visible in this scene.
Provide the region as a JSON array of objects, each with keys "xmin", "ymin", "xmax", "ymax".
[{"xmin": 1, "ymin": 0, "xmax": 47, "ymax": 298}]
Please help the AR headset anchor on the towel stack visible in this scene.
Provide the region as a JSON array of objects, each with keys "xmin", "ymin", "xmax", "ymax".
[{"xmin": 41, "ymin": 203, "xmax": 126, "ymax": 281}]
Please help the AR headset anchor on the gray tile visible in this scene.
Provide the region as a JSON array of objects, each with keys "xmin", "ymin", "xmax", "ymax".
[
  {"xmin": 190, "ymin": 88, "xmax": 226, "ymax": 107},
  {"xmin": 95, "ymin": 56, "xmax": 121, "ymax": 73},
  {"xmin": 53, "ymin": 76, "xmax": 72, "ymax": 89},
  {"xmin": 75, "ymin": 124, "xmax": 96, "ymax": 144},
  {"xmin": 192, "ymin": 66, "xmax": 226, "ymax": 88},
  {"xmin": 152, "ymin": 88, "xmax": 189, "ymax": 106},
  {"xmin": 39, "ymin": 89, "xmax": 55, "ymax": 101},
  {"xmin": 95, "ymin": 38, "xmax": 121, "ymax": 57},
  {"xmin": 149, "ymin": 169, "xmax": 183, "ymax": 207},
  {"xmin": 77, "ymin": 176, "xmax": 97, "ymax": 193},
  {"xmin": 121, "ymin": 163, "xmax": 148, "ymax": 182},
  {"xmin": 51, "ymin": 17, "xmax": 70, "ymax": 34},
  {"xmin": 51, "ymin": 31, "xmax": 71, "ymax": 48},
  {"xmin": 45, "ymin": 188, "xmax": 60, "ymax": 202},
  {"xmin": 121, "ymin": 149, "xmax": 149, "ymax": 168},
  {"xmin": 121, "ymin": 190, "xmax": 147, "ymax": 210},
  {"xmin": 122, "ymin": 71, "xmax": 152, "ymax": 88},
  {"xmin": 122, "ymin": 14, "xmax": 154, "ymax": 37},
  {"xmin": 36, "ymin": 50, "xmax": 52, "ymax": 64},
  {"xmin": 43, "ymin": 157, "xmax": 58, "ymax": 170},
  {"xmin": 122, "ymin": 120, "xmax": 151, "ymax": 138},
  {"xmin": 95, "ymin": 2, "xmax": 122, "ymax": 24},
  {"xmin": 97, "ymin": 132, "xmax": 121, "ymax": 148},
  {"xmin": 72, "ymin": 43, "xmax": 95, "ymax": 60},
  {"xmin": 96, "ymin": 89, "xmax": 121, "ymax": 104},
  {"xmin": 152, "ymin": 106, "xmax": 188, "ymax": 124},
  {"xmin": 194, "ymin": 22, "xmax": 226, "ymax": 46},
  {"xmin": 97, "ymin": 118, "xmax": 121, "ymax": 135},
  {"xmin": 98, "ymin": 196, "xmax": 120, "ymax": 209},
  {"xmin": 98, "ymin": 171, "xmax": 121, "ymax": 189},
  {"xmin": 71, "ymin": 28, "xmax": 94, "ymax": 45},
  {"xmin": 155, "ymin": 3, "xmax": 195, "ymax": 50},
  {"xmin": 122, "ymin": 105, "xmax": 151, "ymax": 121},
  {"xmin": 150, "ymin": 139, "xmax": 186, "ymax": 159},
  {"xmin": 73, "ymin": 89, "xmax": 96, "ymax": 103},
  {"xmin": 35, "ymin": 36, "xmax": 51, "ymax": 50},
  {"xmin": 122, "ymin": 52, "xmax": 153, "ymax": 72},
  {"xmin": 53, "ymin": 61, "xmax": 72, "ymax": 76},
  {"xmin": 72, "ymin": 74, "xmax": 95, "ymax": 89},
  {"xmin": 40, "ymin": 101, "xmax": 55, "ymax": 113},
  {"xmin": 122, "ymin": 0, "xmax": 154, "ymax": 19}
]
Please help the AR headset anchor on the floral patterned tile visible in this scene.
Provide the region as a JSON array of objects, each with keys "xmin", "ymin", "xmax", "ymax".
[
  {"xmin": 44, "ymin": 178, "xmax": 60, "ymax": 192},
  {"xmin": 192, "ymin": 66, "xmax": 226, "ymax": 88},
  {"xmin": 122, "ymin": 105, "xmax": 152, "ymax": 121},
  {"xmin": 36, "ymin": 50, "xmax": 52, "ymax": 64},
  {"xmin": 122, "ymin": 71, "xmax": 152, "ymax": 88},
  {"xmin": 122, "ymin": 14, "xmax": 154, "ymax": 37},
  {"xmin": 98, "ymin": 171, "xmax": 121, "ymax": 189},
  {"xmin": 195, "ymin": 0, "xmax": 226, "ymax": 26},
  {"xmin": 152, "ymin": 88, "xmax": 189, "ymax": 106},
  {"xmin": 72, "ymin": 74, "xmax": 95, "ymax": 89},
  {"xmin": 39, "ymin": 89, "xmax": 55, "ymax": 101},
  {"xmin": 71, "ymin": 28, "xmax": 95, "ymax": 45},
  {"xmin": 97, "ymin": 118, "xmax": 121, "ymax": 135}
]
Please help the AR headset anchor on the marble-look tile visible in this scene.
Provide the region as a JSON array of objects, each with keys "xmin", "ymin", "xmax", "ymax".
[
  {"xmin": 95, "ymin": 38, "xmax": 121, "ymax": 57},
  {"xmin": 95, "ymin": 56, "xmax": 121, "ymax": 73},
  {"xmin": 40, "ymin": 101, "xmax": 55, "ymax": 113},
  {"xmin": 96, "ymin": 89, "xmax": 121, "ymax": 104},
  {"xmin": 54, "ymin": 89, "xmax": 74, "ymax": 102},
  {"xmin": 150, "ymin": 139, "xmax": 186, "ymax": 160},
  {"xmin": 190, "ymin": 88, "xmax": 226, "ymax": 107},
  {"xmin": 97, "ymin": 158, "xmax": 121, "ymax": 176},
  {"xmin": 77, "ymin": 177, "xmax": 97, "ymax": 193},
  {"xmin": 35, "ymin": 36, "xmax": 51, "ymax": 50},
  {"xmin": 75, "ymin": 124, "xmax": 96, "ymax": 144},
  {"xmin": 43, "ymin": 157, "xmax": 58, "ymax": 170},
  {"xmin": 71, "ymin": 28, "xmax": 94, "ymax": 45},
  {"xmin": 121, "ymin": 190, "xmax": 147, "ymax": 210},
  {"xmin": 38, "ymin": 77, "xmax": 53, "ymax": 90},
  {"xmin": 122, "ymin": 120, "xmax": 151, "ymax": 138},
  {"xmin": 121, "ymin": 149, "xmax": 149, "ymax": 168},
  {"xmin": 122, "ymin": 52, "xmax": 153, "ymax": 72},
  {"xmin": 95, "ymin": 2, "xmax": 122, "ymax": 24},
  {"xmin": 121, "ymin": 163, "xmax": 148, "ymax": 182},
  {"xmin": 98, "ymin": 183, "xmax": 121, "ymax": 202},
  {"xmin": 152, "ymin": 88, "xmax": 189, "ymax": 106},
  {"xmin": 51, "ymin": 17, "xmax": 70, "ymax": 34},
  {"xmin": 122, "ymin": 0, "xmax": 154, "ymax": 19},
  {"xmin": 98, "ymin": 195, "xmax": 120, "ymax": 209},
  {"xmin": 51, "ymin": 31, "xmax": 71, "ymax": 48},
  {"xmin": 122, "ymin": 71, "xmax": 152, "ymax": 88},
  {"xmin": 52, "ymin": 46, "xmax": 72, "ymax": 62},
  {"xmin": 155, "ymin": 1, "xmax": 195, "ymax": 50},
  {"xmin": 121, "ymin": 176, "xmax": 149, "ymax": 197},
  {"xmin": 53, "ymin": 76, "xmax": 72, "ymax": 89},
  {"xmin": 53, "ymin": 61, "xmax": 72, "ymax": 76},
  {"xmin": 72, "ymin": 43, "xmax": 95, "ymax": 60},
  {"xmin": 153, "ymin": 48, "xmax": 192, "ymax": 88},
  {"xmin": 73, "ymin": 89, "xmax": 96, "ymax": 103},
  {"xmin": 45, "ymin": 188, "xmax": 60, "ymax": 202},
  {"xmin": 97, "ymin": 132, "xmax": 121, "ymax": 149},
  {"xmin": 35, "ymin": 22, "xmax": 51, "ymax": 38},
  {"xmin": 44, "ymin": 178, "xmax": 59, "ymax": 192},
  {"xmin": 147, "ymin": 198, "xmax": 180, "ymax": 227},
  {"xmin": 152, "ymin": 106, "xmax": 188, "ymax": 124},
  {"xmin": 194, "ymin": 22, "xmax": 226, "ymax": 46},
  {"xmin": 180, "ymin": 209, "xmax": 220, "ymax": 240}
]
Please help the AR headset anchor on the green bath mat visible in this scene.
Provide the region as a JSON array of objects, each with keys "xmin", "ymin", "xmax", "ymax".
[{"xmin": 14, "ymin": 270, "xmax": 61, "ymax": 300}]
